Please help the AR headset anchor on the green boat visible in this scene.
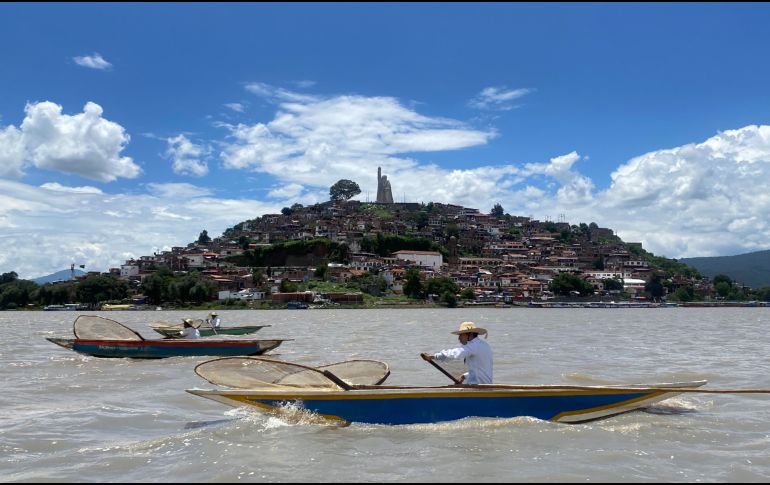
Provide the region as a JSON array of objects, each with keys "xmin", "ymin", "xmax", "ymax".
[{"xmin": 150, "ymin": 322, "xmax": 271, "ymax": 339}]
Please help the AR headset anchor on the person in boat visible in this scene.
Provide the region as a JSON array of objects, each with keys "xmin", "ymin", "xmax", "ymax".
[
  {"xmin": 421, "ymin": 321, "xmax": 492, "ymax": 384},
  {"xmin": 206, "ymin": 312, "xmax": 221, "ymax": 329},
  {"xmin": 181, "ymin": 318, "xmax": 200, "ymax": 339}
]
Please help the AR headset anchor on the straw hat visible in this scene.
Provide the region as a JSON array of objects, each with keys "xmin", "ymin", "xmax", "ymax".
[
  {"xmin": 209, "ymin": 312, "xmax": 218, "ymax": 317},
  {"xmin": 451, "ymin": 321, "xmax": 488, "ymax": 338},
  {"xmin": 183, "ymin": 318, "xmax": 202, "ymax": 328}
]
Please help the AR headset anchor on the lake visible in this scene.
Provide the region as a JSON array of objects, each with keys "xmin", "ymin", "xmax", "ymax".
[{"xmin": 2, "ymin": 307, "xmax": 770, "ymax": 482}]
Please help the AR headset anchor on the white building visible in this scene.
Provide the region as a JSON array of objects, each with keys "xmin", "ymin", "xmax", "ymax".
[{"xmin": 392, "ymin": 250, "xmax": 443, "ymax": 270}]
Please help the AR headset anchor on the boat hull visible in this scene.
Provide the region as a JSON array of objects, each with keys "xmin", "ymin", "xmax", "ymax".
[
  {"xmin": 47, "ymin": 337, "xmax": 284, "ymax": 359},
  {"xmin": 151, "ymin": 325, "xmax": 268, "ymax": 338},
  {"xmin": 188, "ymin": 381, "xmax": 705, "ymax": 425}
]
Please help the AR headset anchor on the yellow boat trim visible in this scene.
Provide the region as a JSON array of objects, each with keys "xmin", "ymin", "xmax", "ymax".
[
  {"xmin": 212, "ymin": 387, "xmax": 660, "ymax": 401},
  {"xmin": 551, "ymin": 391, "xmax": 666, "ymax": 421}
]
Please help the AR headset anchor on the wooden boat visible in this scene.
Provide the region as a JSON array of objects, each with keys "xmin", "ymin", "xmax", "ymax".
[
  {"xmin": 186, "ymin": 357, "xmax": 709, "ymax": 425},
  {"xmin": 47, "ymin": 337, "xmax": 285, "ymax": 359},
  {"xmin": 188, "ymin": 381, "xmax": 708, "ymax": 425},
  {"xmin": 149, "ymin": 323, "xmax": 270, "ymax": 338},
  {"xmin": 46, "ymin": 315, "xmax": 287, "ymax": 359}
]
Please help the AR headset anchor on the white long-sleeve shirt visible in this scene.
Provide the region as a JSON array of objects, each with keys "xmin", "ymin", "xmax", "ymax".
[
  {"xmin": 181, "ymin": 327, "xmax": 200, "ymax": 339},
  {"xmin": 433, "ymin": 337, "xmax": 493, "ymax": 384}
]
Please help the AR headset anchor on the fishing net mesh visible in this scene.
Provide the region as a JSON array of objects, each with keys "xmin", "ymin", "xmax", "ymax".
[
  {"xmin": 195, "ymin": 358, "xmax": 390, "ymax": 389},
  {"xmin": 73, "ymin": 315, "xmax": 144, "ymax": 341}
]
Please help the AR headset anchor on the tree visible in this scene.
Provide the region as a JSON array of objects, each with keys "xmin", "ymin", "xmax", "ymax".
[
  {"xmin": 198, "ymin": 230, "xmax": 211, "ymax": 245},
  {"xmin": 549, "ymin": 273, "xmax": 594, "ymax": 297},
  {"xmin": 460, "ymin": 287, "xmax": 476, "ymax": 300},
  {"xmin": 402, "ymin": 267, "xmax": 423, "ymax": 299},
  {"xmin": 645, "ymin": 274, "xmax": 665, "ymax": 301},
  {"xmin": 490, "ymin": 203, "xmax": 504, "ymax": 218},
  {"xmin": 329, "ymin": 179, "xmax": 361, "ymax": 201}
]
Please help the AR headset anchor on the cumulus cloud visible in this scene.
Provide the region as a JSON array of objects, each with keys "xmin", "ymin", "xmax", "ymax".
[
  {"xmin": 268, "ymin": 183, "xmax": 305, "ymax": 199},
  {"xmin": 468, "ymin": 86, "xmax": 533, "ymax": 110},
  {"xmin": 0, "ymin": 179, "xmax": 280, "ymax": 279},
  {"xmin": 165, "ymin": 134, "xmax": 210, "ymax": 176},
  {"xmin": 73, "ymin": 53, "xmax": 112, "ymax": 70},
  {"xmin": 0, "ymin": 101, "xmax": 140, "ymax": 182},
  {"xmin": 0, "ymin": 125, "xmax": 25, "ymax": 178},
  {"xmin": 224, "ymin": 103, "xmax": 245, "ymax": 112},
  {"xmin": 223, "ymin": 84, "xmax": 495, "ymax": 192}
]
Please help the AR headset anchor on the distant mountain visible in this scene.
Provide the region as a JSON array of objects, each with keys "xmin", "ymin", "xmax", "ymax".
[
  {"xmin": 680, "ymin": 250, "xmax": 770, "ymax": 289},
  {"xmin": 33, "ymin": 269, "xmax": 86, "ymax": 285}
]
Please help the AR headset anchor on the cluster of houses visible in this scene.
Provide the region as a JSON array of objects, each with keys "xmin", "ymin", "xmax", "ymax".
[{"xmin": 108, "ymin": 200, "xmax": 685, "ymax": 304}]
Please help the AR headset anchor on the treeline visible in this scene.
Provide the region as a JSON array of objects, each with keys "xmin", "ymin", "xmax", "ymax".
[{"xmin": 0, "ymin": 269, "xmax": 218, "ymax": 310}]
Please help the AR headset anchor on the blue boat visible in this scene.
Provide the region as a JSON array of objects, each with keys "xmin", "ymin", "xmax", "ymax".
[
  {"xmin": 186, "ymin": 357, "xmax": 709, "ymax": 425},
  {"xmin": 187, "ymin": 382, "xmax": 706, "ymax": 425},
  {"xmin": 47, "ymin": 337, "xmax": 285, "ymax": 359},
  {"xmin": 46, "ymin": 315, "xmax": 287, "ymax": 359}
]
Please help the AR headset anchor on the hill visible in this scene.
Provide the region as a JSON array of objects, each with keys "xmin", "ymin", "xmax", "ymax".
[
  {"xmin": 680, "ymin": 250, "xmax": 770, "ymax": 289},
  {"xmin": 33, "ymin": 269, "xmax": 86, "ymax": 285}
]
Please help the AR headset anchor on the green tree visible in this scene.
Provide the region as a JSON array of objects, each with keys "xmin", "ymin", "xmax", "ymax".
[
  {"xmin": 645, "ymin": 274, "xmax": 665, "ymax": 301},
  {"xmin": 549, "ymin": 273, "xmax": 594, "ymax": 297},
  {"xmin": 715, "ymin": 281, "xmax": 732, "ymax": 298},
  {"xmin": 140, "ymin": 268, "xmax": 174, "ymax": 305},
  {"xmin": 441, "ymin": 290, "xmax": 458, "ymax": 308},
  {"xmin": 490, "ymin": 203, "xmax": 504, "ymax": 218},
  {"xmin": 198, "ymin": 229, "xmax": 211, "ymax": 245},
  {"xmin": 425, "ymin": 277, "xmax": 459, "ymax": 299},
  {"xmin": 602, "ymin": 278, "xmax": 624, "ymax": 292},
  {"xmin": 77, "ymin": 275, "xmax": 129, "ymax": 306},
  {"xmin": 314, "ymin": 264, "xmax": 328, "ymax": 280},
  {"xmin": 402, "ymin": 267, "xmax": 423, "ymax": 299},
  {"xmin": 0, "ymin": 271, "xmax": 19, "ymax": 285},
  {"xmin": 460, "ymin": 287, "xmax": 476, "ymax": 300},
  {"xmin": 280, "ymin": 279, "xmax": 299, "ymax": 293},
  {"xmin": 713, "ymin": 274, "xmax": 733, "ymax": 287},
  {"xmin": 329, "ymin": 179, "xmax": 361, "ymax": 201}
]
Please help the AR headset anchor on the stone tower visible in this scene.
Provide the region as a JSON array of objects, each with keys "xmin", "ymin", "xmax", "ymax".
[{"xmin": 376, "ymin": 167, "xmax": 394, "ymax": 203}]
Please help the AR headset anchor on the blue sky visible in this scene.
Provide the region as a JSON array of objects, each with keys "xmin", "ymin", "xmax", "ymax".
[{"xmin": 2, "ymin": 3, "xmax": 770, "ymax": 279}]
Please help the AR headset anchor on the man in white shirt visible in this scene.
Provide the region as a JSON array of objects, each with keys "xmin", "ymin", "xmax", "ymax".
[
  {"xmin": 421, "ymin": 321, "xmax": 493, "ymax": 384},
  {"xmin": 181, "ymin": 318, "xmax": 200, "ymax": 339},
  {"xmin": 207, "ymin": 312, "xmax": 221, "ymax": 329}
]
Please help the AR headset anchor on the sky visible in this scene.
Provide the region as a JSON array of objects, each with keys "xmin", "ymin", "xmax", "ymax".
[{"xmin": 2, "ymin": 3, "xmax": 770, "ymax": 280}]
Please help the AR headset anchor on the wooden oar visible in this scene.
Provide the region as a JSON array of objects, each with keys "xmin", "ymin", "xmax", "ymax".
[
  {"xmin": 467, "ymin": 383, "xmax": 770, "ymax": 394},
  {"xmin": 321, "ymin": 370, "xmax": 354, "ymax": 390},
  {"xmin": 420, "ymin": 353, "xmax": 462, "ymax": 385}
]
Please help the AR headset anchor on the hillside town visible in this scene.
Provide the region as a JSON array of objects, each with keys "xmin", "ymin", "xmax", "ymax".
[{"xmin": 100, "ymin": 168, "xmax": 718, "ymax": 307}]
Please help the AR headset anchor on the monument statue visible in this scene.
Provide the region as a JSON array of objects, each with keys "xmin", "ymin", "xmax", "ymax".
[{"xmin": 376, "ymin": 167, "xmax": 394, "ymax": 203}]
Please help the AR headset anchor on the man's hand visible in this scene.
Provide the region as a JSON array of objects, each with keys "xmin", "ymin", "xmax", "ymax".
[{"xmin": 420, "ymin": 352, "xmax": 433, "ymax": 361}]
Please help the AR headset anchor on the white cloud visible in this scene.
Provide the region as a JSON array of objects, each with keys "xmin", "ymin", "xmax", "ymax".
[
  {"xmin": 0, "ymin": 178, "xmax": 280, "ymax": 279},
  {"xmin": 0, "ymin": 101, "xmax": 141, "ymax": 182},
  {"xmin": 73, "ymin": 53, "xmax": 112, "ymax": 70},
  {"xmin": 165, "ymin": 134, "xmax": 210, "ymax": 176},
  {"xmin": 468, "ymin": 86, "xmax": 533, "ymax": 110},
  {"xmin": 268, "ymin": 183, "xmax": 305, "ymax": 199},
  {"xmin": 224, "ymin": 103, "xmax": 245, "ymax": 113},
  {"xmin": 40, "ymin": 182, "xmax": 103, "ymax": 194},
  {"xmin": 223, "ymin": 85, "xmax": 495, "ymax": 192},
  {"xmin": 0, "ymin": 125, "xmax": 25, "ymax": 178}
]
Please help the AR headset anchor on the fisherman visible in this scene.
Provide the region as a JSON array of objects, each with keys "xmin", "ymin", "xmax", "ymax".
[
  {"xmin": 206, "ymin": 312, "xmax": 221, "ymax": 329},
  {"xmin": 181, "ymin": 318, "xmax": 200, "ymax": 339},
  {"xmin": 421, "ymin": 321, "xmax": 492, "ymax": 384}
]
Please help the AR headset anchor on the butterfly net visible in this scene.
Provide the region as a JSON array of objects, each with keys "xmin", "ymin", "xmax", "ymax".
[
  {"xmin": 73, "ymin": 315, "xmax": 144, "ymax": 341},
  {"xmin": 195, "ymin": 357, "xmax": 390, "ymax": 389}
]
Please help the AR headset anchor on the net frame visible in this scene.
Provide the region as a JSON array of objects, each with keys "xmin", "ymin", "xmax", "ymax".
[{"xmin": 73, "ymin": 315, "xmax": 144, "ymax": 341}]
